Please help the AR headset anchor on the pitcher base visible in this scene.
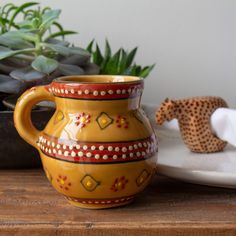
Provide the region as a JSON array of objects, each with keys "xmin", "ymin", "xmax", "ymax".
[{"xmin": 66, "ymin": 196, "xmax": 135, "ymax": 209}]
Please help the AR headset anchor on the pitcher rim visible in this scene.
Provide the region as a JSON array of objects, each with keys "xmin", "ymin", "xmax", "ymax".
[{"xmin": 55, "ymin": 75, "xmax": 143, "ymax": 85}]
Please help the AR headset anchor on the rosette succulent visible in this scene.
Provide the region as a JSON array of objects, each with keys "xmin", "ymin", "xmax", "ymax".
[
  {"xmin": 0, "ymin": 2, "xmax": 98, "ymax": 96},
  {"xmin": 87, "ymin": 39, "xmax": 155, "ymax": 78}
]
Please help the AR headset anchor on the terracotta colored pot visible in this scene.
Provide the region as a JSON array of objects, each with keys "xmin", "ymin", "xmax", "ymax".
[{"xmin": 14, "ymin": 75, "xmax": 158, "ymax": 209}]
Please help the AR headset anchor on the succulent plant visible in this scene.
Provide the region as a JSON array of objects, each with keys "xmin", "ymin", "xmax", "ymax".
[
  {"xmin": 0, "ymin": 2, "xmax": 99, "ymax": 96},
  {"xmin": 87, "ymin": 39, "xmax": 155, "ymax": 78}
]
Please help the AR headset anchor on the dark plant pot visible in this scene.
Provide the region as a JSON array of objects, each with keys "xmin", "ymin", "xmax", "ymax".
[{"xmin": 0, "ymin": 109, "xmax": 54, "ymax": 168}]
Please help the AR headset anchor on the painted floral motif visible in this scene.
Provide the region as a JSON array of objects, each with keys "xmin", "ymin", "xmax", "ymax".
[
  {"xmin": 110, "ymin": 176, "xmax": 128, "ymax": 192},
  {"xmin": 116, "ymin": 115, "xmax": 129, "ymax": 129},
  {"xmin": 75, "ymin": 112, "xmax": 91, "ymax": 128},
  {"xmin": 56, "ymin": 175, "xmax": 71, "ymax": 191}
]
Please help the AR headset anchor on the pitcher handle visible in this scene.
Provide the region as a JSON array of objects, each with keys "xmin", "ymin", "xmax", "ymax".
[{"xmin": 14, "ymin": 86, "xmax": 55, "ymax": 149}]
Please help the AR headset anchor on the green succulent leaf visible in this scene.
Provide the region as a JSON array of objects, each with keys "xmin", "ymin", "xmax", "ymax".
[
  {"xmin": 3, "ymin": 57, "xmax": 30, "ymax": 68},
  {"xmin": 42, "ymin": 7, "xmax": 51, "ymax": 14},
  {"xmin": 32, "ymin": 18, "xmax": 40, "ymax": 28},
  {"xmin": 43, "ymin": 43, "xmax": 90, "ymax": 57},
  {"xmin": 31, "ymin": 55, "xmax": 58, "ymax": 74},
  {"xmin": 69, "ymin": 46, "xmax": 91, "ymax": 57},
  {"xmin": 0, "ymin": 45, "xmax": 11, "ymax": 52},
  {"xmin": 100, "ymin": 40, "xmax": 112, "ymax": 72},
  {"xmin": 0, "ymin": 61, "xmax": 16, "ymax": 74},
  {"xmin": 17, "ymin": 19, "xmax": 40, "ymax": 29},
  {"xmin": 0, "ymin": 48, "xmax": 35, "ymax": 60},
  {"xmin": 58, "ymin": 63, "xmax": 84, "ymax": 76},
  {"xmin": 135, "ymin": 65, "xmax": 141, "ymax": 75},
  {"xmin": 104, "ymin": 39, "xmax": 111, "ymax": 59},
  {"xmin": 11, "ymin": 30, "xmax": 37, "ymax": 42},
  {"xmin": 0, "ymin": 17, "xmax": 16, "ymax": 33},
  {"xmin": 139, "ymin": 64, "xmax": 155, "ymax": 78},
  {"xmin": 17, "ymin": 19, "xmax": 34, "ymax": 29},
  {"xmin": 129, "ymin": 65, "xmax": 137, "ymax": 76},
  {"xmin": 39, "ymin": 9, "xmax": 61, "ymax": 32},
  {"xmin": 118, "ymin": 49, "xmax": 128, "ymax": 74},
  {"xmin": 23, "ymin": 9, "xmax": 34, "ymax": 19},
  {"xmin": 126, "ymin": 47, "xmax": 137, "ymax": 68},
  {"xmin": 47, "ymin": 30, "xmax": 77, "ymax": 40},
  {"xmin": 49, "ymin": 22, "xmax": 77, "ymax": 40},
  {"xmin": 8, "ymin": 2, "xmax": 39, "ymax": 30},
  {"xmin": 0, "ymin": 17, "xmax": 8, "ymax": 27},
  {"xmin": 52, "ymin": 21, "xmax": 64, "ymax": 33},
  {"xmin": 123, "ymin": 66, "xmax": 132, "ymax": 76},
  {"xmin": 93, "ymin": 44, "xmax": 103, "ymax": 66},
  {"xmin": 104, "ymin": 49, "xmax": 121, "ymax": 74},
  {"xmin": 86, "ymin": 39, "xmax": 94, "ymax": 53},
  {"xmin": 0, "ymin": 31, "xmax": 34, "ymax": 49},
  {"xmin": 45, "ymin": 38, "xmax": 70, "ymax": 47},
  {"xmin": 42, "ymin": 43, "xmax": 71, "ymax": 56},
  {"xmin": 10, "ymin": 67, "xmax": 45, "ymax": 82},
  {"xmin": 0, "ymin": 74, "xmax": 23, "ymax": 94},
  {"xmin": 60, "ymin": 54, "xmax": 90, "ymax": 66},
  {"xmin": 112, "ymin": 49, "xmax": 122, "ymax": 64},
  {"xmin": 2, "ymin": 3, "xmax": 15, "ymax": 16}
]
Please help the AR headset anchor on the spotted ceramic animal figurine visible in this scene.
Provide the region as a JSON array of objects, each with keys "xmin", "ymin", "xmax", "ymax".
[{"xmin": 156, "ymin": 96, "xmax": 228, "ymax": 153}]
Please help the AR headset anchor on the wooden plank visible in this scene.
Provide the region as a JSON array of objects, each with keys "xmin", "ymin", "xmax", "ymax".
[{"xmin": 0, "ymin": 169, "xmax": 236, "ymax": 235}]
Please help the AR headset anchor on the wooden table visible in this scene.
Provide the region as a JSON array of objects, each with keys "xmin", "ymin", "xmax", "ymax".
[{"xmin": 0, "ymin": 169, "xmax": 236, "ymax": 236}]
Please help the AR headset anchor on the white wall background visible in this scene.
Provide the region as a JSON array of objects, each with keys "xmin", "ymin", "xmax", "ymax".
[{"xmin": 2, "ymin": 0, "xmax": 236, "ymax": 107}]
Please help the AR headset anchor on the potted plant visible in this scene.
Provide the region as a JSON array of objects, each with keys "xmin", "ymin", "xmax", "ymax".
[
  {"xmin": 0, "ymin": 2, "xmax": 154, "ymax": 168},
  {"xmin": 0, "ymin": 2, "xmax": 99, "ymax": 167}
]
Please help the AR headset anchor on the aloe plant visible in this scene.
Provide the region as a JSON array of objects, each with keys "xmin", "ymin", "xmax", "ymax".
[
  {"xmin": 87, "ymin": 40, "xmax": 155, "ymax": 78},
  {"xmin": 0, "ymin": 2, "xmax": 98, "ymax": 96}
]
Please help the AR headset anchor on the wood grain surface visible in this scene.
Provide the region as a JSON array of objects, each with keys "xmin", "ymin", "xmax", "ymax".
[{"xmin": 0, "ymin": 169, "xmax": 236, "ymax": 236}]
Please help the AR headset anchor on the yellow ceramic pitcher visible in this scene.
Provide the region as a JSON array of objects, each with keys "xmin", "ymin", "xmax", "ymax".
[{"xmin": 14, "ymin": 75, "xmax": 158, "ymax": 209}]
